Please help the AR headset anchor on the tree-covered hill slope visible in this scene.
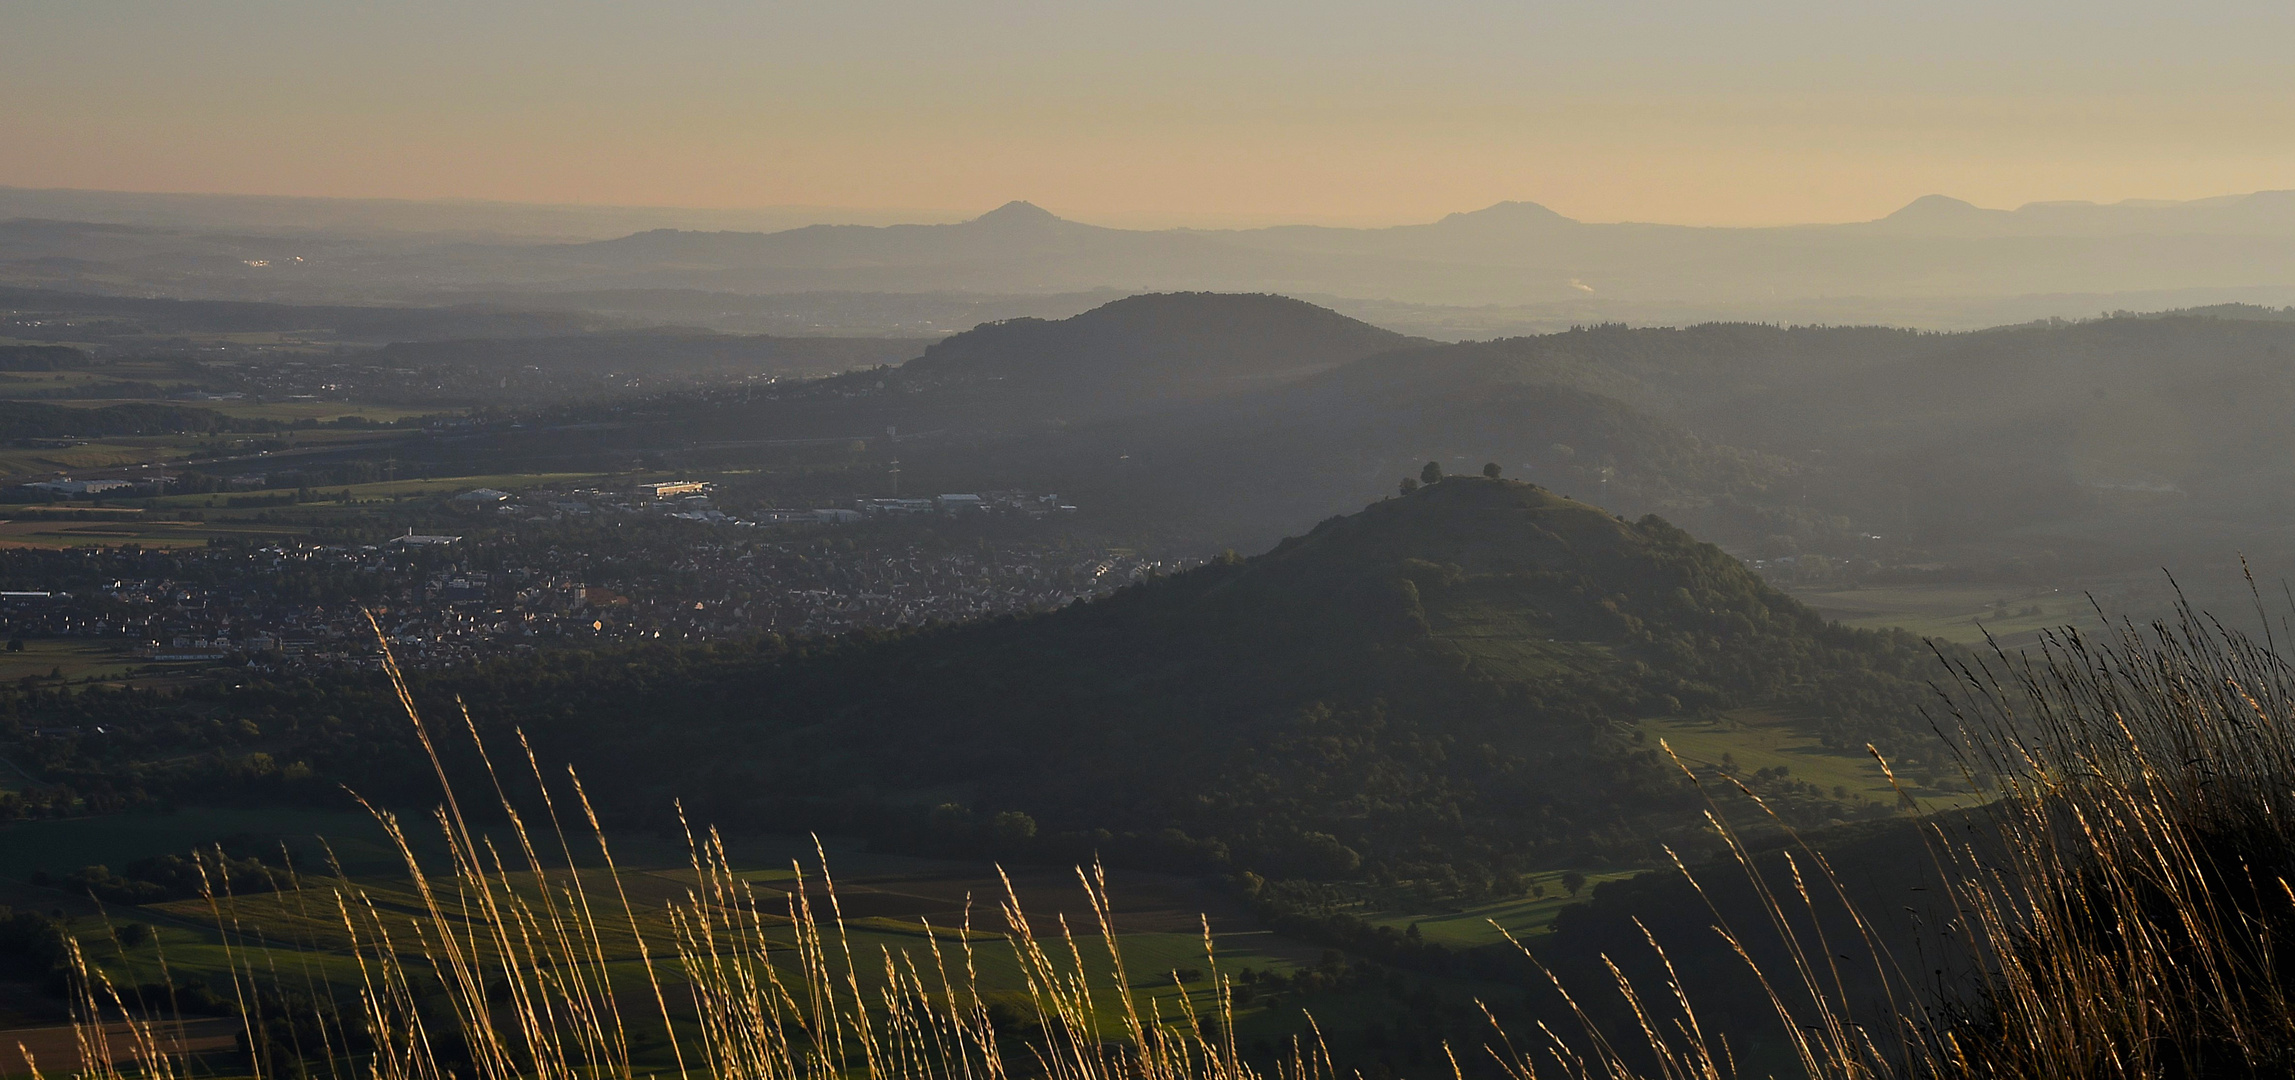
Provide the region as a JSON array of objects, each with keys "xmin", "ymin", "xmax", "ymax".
[
  {"xmin": 436, "ymin": 478, "xmax": 1946, "ymax": 877},
  {"xmin": 16, "ymin": 481, "xmax": 1952, "ymax": 889}
]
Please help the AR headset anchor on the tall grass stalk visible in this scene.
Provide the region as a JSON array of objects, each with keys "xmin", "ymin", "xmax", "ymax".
[
  {"xmin": 49, "ymin": 596, "xmax": 2295, "ymax": 1080},
  {"xmin": 1487, "ymin": 593, "xmax": 2295, "ymax": 1079},
  {"xmin": 40, "ymin": 621, "xmax": 1297, "ymax": 1080},
  {"xmin": 1910, "ymin": 591, "xmax": 2295, "ymax": 1076}
]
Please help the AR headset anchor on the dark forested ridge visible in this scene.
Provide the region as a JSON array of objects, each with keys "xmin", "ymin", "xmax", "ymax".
[
  {"xmin": 580, "ymin": 477, "xmax": 1939, "ymax": 877},
  {"xmin": 13, "ymin": 479, "xmax": 1944, "ymax": 887}
]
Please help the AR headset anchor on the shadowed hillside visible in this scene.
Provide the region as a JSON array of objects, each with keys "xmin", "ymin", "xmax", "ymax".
[{"xmin": 400, "ymin": 478, "xmax": 1951, "ymax": 881}]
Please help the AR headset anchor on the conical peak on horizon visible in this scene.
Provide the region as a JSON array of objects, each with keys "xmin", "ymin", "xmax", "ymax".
[
  {"xmin": 544, "ymin": 188, "xmax": 2295, "ymax": 261},
  {"xmin": 922, "ymin": 189, "xmax": 2295, "ymax": 233},
  {"xmin": 17, "ymin": 182, "xmax": 2295, "ymax": 240},
  {"xmin": 1882, "ymin": 194, "xmax": 1994, "ymax": 220},
  {"xmin": 970, "ymin": 200, "xmax": 1065, "ymax": 227},
  {"xmin": 1880, "ymin": 189, "xmax": 2295, "ymax": 219},
  {"xmin": 961, "ymin": 198, "xmax": 1586, "ymax": 231},
  {"xmin": 1432, "ymin": 201, "xmax": 1577, "ymax": 228}
]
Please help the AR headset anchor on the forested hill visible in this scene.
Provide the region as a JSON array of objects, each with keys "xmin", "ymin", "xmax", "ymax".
[
  {"xmin": 889, "ymin": 292, "xmax": 1427, "ymax": 414},
  {"xmin": 427, "ymin": 478, "xmax": 1944, "ymax": 877},
  {"xmin": 22, "ymin": 480, "xmax": 1951, "ymax": 884}
]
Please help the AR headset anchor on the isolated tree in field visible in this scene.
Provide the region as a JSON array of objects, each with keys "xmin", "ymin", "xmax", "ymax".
[
  {"xmin": 1420, "ymin": 461, "xmax": 1443, "ymax": 485},
  {"xmin": 1561, "ymin": 869, "xmax": 1587, "ymax": 896},
  {"xmin": 992, "ymin": 810, "xmax": 1037, "ymax": 843},
  {"xmin": 1482, "ymin": 462, "xmax": 1502, "ymax": 478},
  {"xmin": 1399, "ymin": 477, "xmax": 1420, "ymax": 496}
]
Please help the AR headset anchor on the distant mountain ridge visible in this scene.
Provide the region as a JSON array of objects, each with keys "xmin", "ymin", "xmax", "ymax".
[
  {"xmin": 13, "ymin": 187, "xmax": 2295, "ymax": 320},
  {"xmin": 528, "ymin": 190, "xmax": 2295, "ymax": 306}
]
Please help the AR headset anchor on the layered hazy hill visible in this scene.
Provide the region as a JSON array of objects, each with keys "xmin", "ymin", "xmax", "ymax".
[
  {"xmin": 14, "ymin": 187, "xmax": 2295, "ymax": 327},
  {"xmin": 30, "ymin": 275, "xmax": 2284, "ymax": 582},
  {"xmin": 523, "ymin": 290, "xmax": 1434, "ymax": 432},
  {"xmin": 22, "ymin": 272, "xmax": 2295, "ymax": 585},
  {"xmin": 970, "ymin": 355, "xmax": 1791, "ymax": 552},
  {"xmin": 1280, "ymin": 314, "xmax": 2295, "ymax": 562},
  {"xmin": 890, "ymin": 291, "xmax": 1425, "ymax": 413},
  {"xmin": 456, "ymin": 478, "xmax": 1938, "ymax": 877},
  {"xmin": 505, "ymin": 292, "xmax": 1787, "ymax": 543},
  {"xmin": 932, "ymin": 303, "xmax": 2295, "ymax": 572}
]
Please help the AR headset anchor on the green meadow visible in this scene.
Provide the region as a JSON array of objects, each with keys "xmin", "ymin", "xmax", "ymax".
[
  {"xmin": 1355, "ymin": 870, "xmax": 1641, "ymax": 948},
  {"xmin": 0, "ymin": 807, "xmax": 1506, "ymax": 1074}
]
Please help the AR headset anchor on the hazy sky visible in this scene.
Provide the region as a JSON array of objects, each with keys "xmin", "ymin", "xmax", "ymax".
[{"xmin": 7, "ymin": 1, "xmax": 2294, "ymax": 228}]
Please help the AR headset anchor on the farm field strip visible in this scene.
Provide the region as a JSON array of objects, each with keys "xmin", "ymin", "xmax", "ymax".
[
  {"xmin": 149, "ymin": 471, "xmax": 629, "ymax": 508},
  {"xmin": 1791, "ymin": 583, "xmax": 2100, "ymax": 645},
  {"xmin": 1356, "ymin": 869, "xmax": 1641, "ymax": 947},
  {"xmin": 34, "ymin": 399, "xmax": 449, "ymax": 424},
  {"xmin": 0, "ymin": 517, "xmax": 314, "ymax": 549}
]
